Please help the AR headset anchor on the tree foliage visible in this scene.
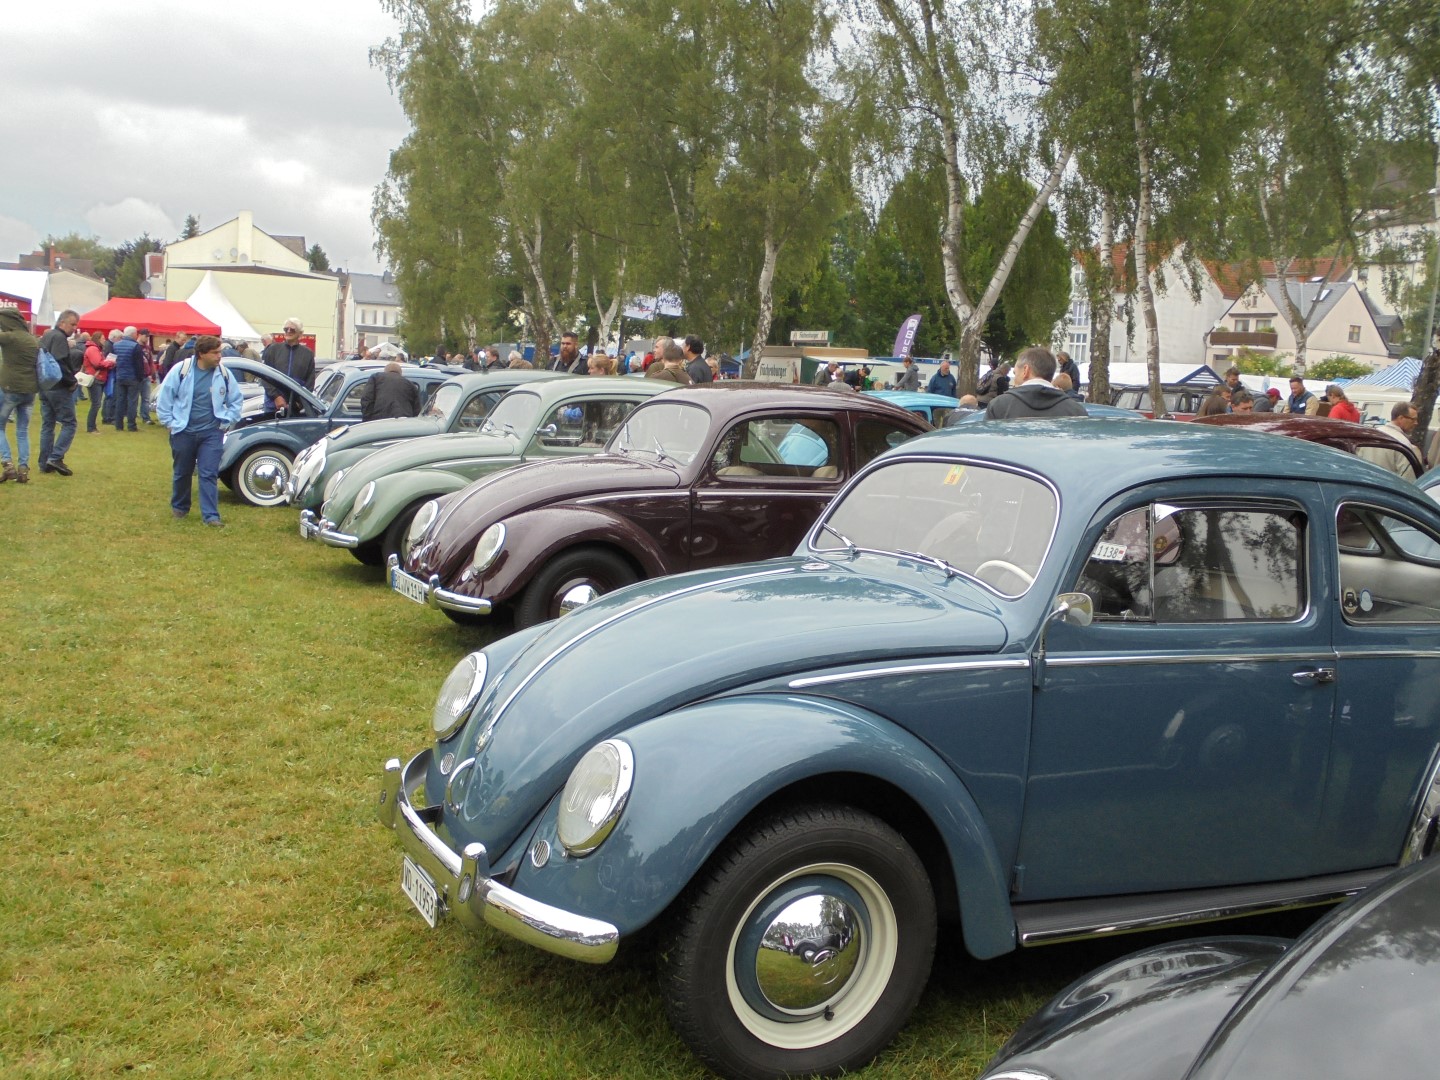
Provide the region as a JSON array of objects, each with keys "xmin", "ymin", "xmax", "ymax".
[
  {"xmin": 306, "ymin": 244, "xmax": 331, "ymax": 272},
  {"xmin": 1309, "ymin": 355, "xmax": 1372, "ymax": 380}
]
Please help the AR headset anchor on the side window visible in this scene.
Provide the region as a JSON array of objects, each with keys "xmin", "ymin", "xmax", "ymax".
[
  {"xmin": 1075, "ymin": 504, "xmax": 1305, "ymax": 622},
  {"xmin": 339, "ymin": 381, "xmax": 368, "ymax": 418},
  {"xmin": 456, "ymin": 391, "xmax": 500, "ymax": 432},
  {"xmin": 1337, "ymin": 505, "xmax": 1440, "ymax": 623},
  {"xmin": 856, "ymin": 421, "xmax": 918, "ymax": 469},
  {"xmin": 536, "ymin": 399, "xmax": 639, "ymax": 447},
  {"xmin": 712, "ymin": 417, "xmax": 839, "ymax": 478}
]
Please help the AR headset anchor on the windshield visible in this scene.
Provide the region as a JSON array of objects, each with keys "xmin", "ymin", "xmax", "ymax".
[
  {"xmin": 813, "ymin": 459, "xmax": 1057, "ymax": 597},
  {"xmin": 315, "ymin": 368, "xmax": 346, "ymax": 407},
  {"xmin": 427, "ymin": 383, "xmax": 464, "ymax": 421},
  {"xmin": 609, "ymin": 400, "xmax": 710, "ymax": 466},
  {"xmin": 482, "ymin": 390, "xmax": 542, "ymax": 436}
]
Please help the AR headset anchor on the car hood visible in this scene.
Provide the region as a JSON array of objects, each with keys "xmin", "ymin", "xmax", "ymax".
[
  {"xmin": 326, "ymin": 430, "xmax": 524, "ymax": 515},
  {"xmin": 979, "ymin": 937, "xmax": 1285, "ymax": 1080},
  {"xmin": 440, "ymin": 556, "xmax": 1008, "ymax": 862},
  {"xmin": 222, "ymin": 358, "xmax": 326, "ymax": 415},
  {"xmin": 414, "ymin": 454, "xmax": 683, "ymax": 578},
  {"xmin": 1186, "ymin": 856, "xmax": 1440, "ymax": 1080},
  {"xmin": 326, "ymin": 416, "xmax": 445, "ymax": 453}
]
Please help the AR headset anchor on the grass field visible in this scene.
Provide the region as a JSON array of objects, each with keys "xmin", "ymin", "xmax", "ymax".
[{"xmin": 0, "ymin": 414, "xmax": 1319, "ymax": 1078}]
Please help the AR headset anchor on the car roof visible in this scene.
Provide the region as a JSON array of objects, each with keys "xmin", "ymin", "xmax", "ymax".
[
  {"xmin": 865, "ymin": 390, "xmax": 961, "ymax": 407},
  {"xmin": 1193, "ymin": 413, "xmax": 1426, "ymax": 475},
  {"xmin": 903, "ymin": 417, "xmax": 1424, "ymax": 500},
  {"xmin": 653, "ymin": 381, "xmax": 931, "ymax": 425},
  {"xmin": 500, "ymin": 375, "xmax": 675, "ymax": 402},
  {"xmin": 436, "ymin": 370, "xmax": 568, "ymax": 391}
]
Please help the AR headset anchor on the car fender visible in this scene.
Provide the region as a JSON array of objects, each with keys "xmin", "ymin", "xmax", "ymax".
[
  {"xmin": 506, "ymin": 693, "xmax": 1016, "ymax": 959},
  {"xmin": 220, "ymin": 425, "xmax": 310, "ymax": 473},
  {"xmin": 348, "ymin": 469, "xmax": 476, "ymax": 543},
  {"xmin": 474, "ymin": 504, "xmax": 672, "ymax": 605}
]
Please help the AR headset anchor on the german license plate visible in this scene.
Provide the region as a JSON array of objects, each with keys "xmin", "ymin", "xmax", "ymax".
[
  {"xmin": 298, "ymin": 517, "xmax": 312, "ymax": 539},
  {"xmin": 391, "ymin": 566, "xmax": 429, "ymax": 605},
  {"xmin": 400, "ymin": 856, "xmax": 439, "ymax": 927}
]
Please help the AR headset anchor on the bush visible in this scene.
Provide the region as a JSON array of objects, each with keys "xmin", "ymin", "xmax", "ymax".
[{"xmin": 1308, "ymin": 356, "xmax": 1371, "ymax": 381}]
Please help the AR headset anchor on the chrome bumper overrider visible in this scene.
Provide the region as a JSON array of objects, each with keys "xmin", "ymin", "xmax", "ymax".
[
  {"xmin": 378, "ymin": 750, "xmax": 619, "ymax": 963},
  {"xmin": 298, "ymin": 509, "xmax": 360, "ymax": 548},
  {"xmin": 385, "ymin": 554, "xmax": 493, "ymax": 615}
]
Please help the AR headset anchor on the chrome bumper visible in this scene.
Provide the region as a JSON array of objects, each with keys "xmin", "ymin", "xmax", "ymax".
[
  {"xmin": 299, "ymin": 509, "xmax": 360, "ymax": 548},
  {"xmin": 386, "ymin": 554, "xmax": 494, "ymax": 615},
  {"xmin": 377, "ymin": 750, "xmax": 619, "ymax": 963}
]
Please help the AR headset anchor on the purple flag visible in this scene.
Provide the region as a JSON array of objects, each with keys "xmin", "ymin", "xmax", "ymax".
[{"xmin": 892, "ymin": 313, "xmax": 922, "ymax": 358}]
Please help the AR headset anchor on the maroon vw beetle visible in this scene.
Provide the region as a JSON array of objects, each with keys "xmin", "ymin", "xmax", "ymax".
[
  {"xmin": 388, "ymin": 383, "xmax": 931, "ymax": 627},
  {"xmin": 1193, "ymin": 413, "xmax": 1426, "ymax": 475}
]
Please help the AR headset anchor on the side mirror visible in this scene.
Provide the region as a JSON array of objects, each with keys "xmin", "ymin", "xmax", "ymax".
[
  {"xmin": 537, "ymin": 424, "xmax": 559, "ymax": 438},
  {"xmin": 1048, "ymin": 592, "xmax": 1094, "ymax": 627}
]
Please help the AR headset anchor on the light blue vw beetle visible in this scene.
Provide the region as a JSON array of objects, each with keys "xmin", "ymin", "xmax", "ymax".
[{"xmin": 378, "ymin": 419, "xmax": 1440, "ymax": 1079}]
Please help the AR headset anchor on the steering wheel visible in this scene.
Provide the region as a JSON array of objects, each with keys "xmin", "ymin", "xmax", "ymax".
[{"xmin": 974, "ymin": 559, "xmax": 1034, "ymax": 589}]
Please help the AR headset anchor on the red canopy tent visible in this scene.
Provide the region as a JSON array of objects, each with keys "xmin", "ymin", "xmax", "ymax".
[{"xmin": 78, "ymin": 298, "xmax": 221, "ymax": 337}]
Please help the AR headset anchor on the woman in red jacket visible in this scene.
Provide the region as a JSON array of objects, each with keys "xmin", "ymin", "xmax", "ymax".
[
  {"xmin": 82, "ymin": 332, "xmax": 115, "ymax": 434},
  {"xmin": 1325, "ymin": 384, "xmax": 1361, "ymax": 424}
]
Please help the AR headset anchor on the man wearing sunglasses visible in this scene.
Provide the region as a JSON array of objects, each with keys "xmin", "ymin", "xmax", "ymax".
[{"xmin": 260, "ymin": 318, "xmax": 316, "ymax": 414}]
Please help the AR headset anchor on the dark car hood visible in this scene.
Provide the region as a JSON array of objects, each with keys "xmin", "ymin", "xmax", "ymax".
[
  {"xmin": 222, "ymin": 358, "xmax": 326, "ymax": 415},
  {"xmin": 416, "ymin": 454, "xmax": 683, "ymax": 577},
  {"xmin": 1186, "ymin": 856, "xmax": 1440, "ymax": 1080},
  {"xmin": 442, "ymin": 556, "xmax": 1007, "ymax": 861}
]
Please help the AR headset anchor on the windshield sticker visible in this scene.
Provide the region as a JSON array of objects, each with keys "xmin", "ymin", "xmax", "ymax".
[
  {"xmin": 944, "ymin": 465, "xmax": 965, "ymax": 486},
  {"xmin": 1091, "ymin": 541, "xmax": 1129, "ymax": 562}
]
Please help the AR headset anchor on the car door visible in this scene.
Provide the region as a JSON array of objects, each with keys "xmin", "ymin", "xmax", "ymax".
[
  {"xmin": 1316, "ymin": 494, "xmax": 1440, "ymax": 873},
  {"xmin": 688, "ymin": 412, "xmax": 848, "ymax": 569},
  {"xmin": 526, "ymin": 394, "xmax": 646, "ymax": 460},
  {"xmin": 1015, "ymin": 482, "xmax": 1335, "ymax": 900}
]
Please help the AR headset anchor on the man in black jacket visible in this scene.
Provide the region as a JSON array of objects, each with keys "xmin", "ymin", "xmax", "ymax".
[
  {"xmin": 261, "ymin": 318, "xmax": 316, "ymax": 413},
  {"xmin": 985, "ymin": 347, "xmax": 1088, "ymax": 420},
  {"xmin": 359, "ymin": 362, "xmax": 421, "ymax": 421},
  {"xmin": 37, "ymin": 309, "xmax": 80, "ymax": 474}
]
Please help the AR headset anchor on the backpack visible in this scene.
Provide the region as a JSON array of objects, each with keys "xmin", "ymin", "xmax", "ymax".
[{"xmin": 37, "ymin": 348, "xmax": 63, "ymax": 391}]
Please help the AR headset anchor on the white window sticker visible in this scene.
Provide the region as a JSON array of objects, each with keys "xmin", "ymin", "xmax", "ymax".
[{"xmin": 1092, "ymin": 541, "xmax": 1130, "ymax": 563}]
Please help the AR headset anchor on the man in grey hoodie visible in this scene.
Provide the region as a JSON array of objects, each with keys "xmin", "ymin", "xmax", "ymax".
[{"xmin": 984, "ymin": 346, "xmax": 1088, "ymax": 420}]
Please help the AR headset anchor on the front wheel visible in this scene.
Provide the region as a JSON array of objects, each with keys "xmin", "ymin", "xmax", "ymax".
[
  {"xmin": 381, "ymin": 499, "xmax": 431, "ymax": 566},
  {"xmin": 234, "ymin": 446, "xmax": 295, "ymax": 507},
  {"xmin": 660, "ymin": 805, "xmax": 936, "ymax": 1080},
  {"xmin": 514, "ymin": 547, "xmax": 636, "ymax": 628}
]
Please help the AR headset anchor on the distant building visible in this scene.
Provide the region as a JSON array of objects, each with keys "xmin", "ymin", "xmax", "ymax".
[
  {"xmin": 162, "ymin": 210, "xmax": 340, "ymax": 356},
  {"xmin": 341, "ymin": 271, "xmax": 402, "ymax": 354},
  {"xmin": 1210, "ymin": 276, "xmax": 1398, "ymax": 370},
  {"xmin": 0, "ymin": 265, "xmax": 106, "ymax": 329}
]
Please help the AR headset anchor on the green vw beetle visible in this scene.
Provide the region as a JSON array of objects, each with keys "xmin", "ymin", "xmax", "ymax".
[
  {"xmin": 286, "ymin": 369, "xmax": 565, "ymax": 512},
  {"xmin": 300, "ymin": 376, "xmax": 673, "ymax": 567}
]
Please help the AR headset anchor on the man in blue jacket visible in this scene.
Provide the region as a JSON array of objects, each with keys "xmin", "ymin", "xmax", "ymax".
[
  {"xmin": 111, "ymin": 326, "xmax": 148, "ymax": 432},
  {"xmin": 157, "ymin": 334, "xmax": 245, "ymax": 527},
  {"xmin": 926, "ymin": 359, "xmax": 958, "ymax": 398}
]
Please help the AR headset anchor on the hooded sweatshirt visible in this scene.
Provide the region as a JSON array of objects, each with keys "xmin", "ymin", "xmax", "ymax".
[
  {"xmin": 985, "ymin": 380, "xmax": 1089, "ymax": 420},
  {"xmin": 0, "ymin": 308, "xmax": 40, "ymax": 394}
]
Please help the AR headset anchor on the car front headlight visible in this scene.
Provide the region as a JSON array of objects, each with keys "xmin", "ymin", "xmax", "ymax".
[
  {"xmin": 323, "ymin": 468, "xmax": 348, "ymax": 505},
  {"xmin": 407, "ymin": 500, "xmax": 440, "ymax": 557},
  {"xmin": 557, "ymin": 740, "xmax": 634, "ymax": 856},
  {"xmin": 354, "ymin": 481, "xmax": 376, "ymax": 516},
  {"xmin": 470, "ymin": 522, "xmax": 506, "ymax": 573},
  {"xmin": 432, "ymin": 652, "xmax": 487, "ymax": 741}
]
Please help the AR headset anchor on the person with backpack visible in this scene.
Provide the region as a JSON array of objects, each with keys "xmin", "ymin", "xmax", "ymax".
[
  {"xmin": 156, "ymin": 335, "xmax": 245, "ymax": 527},
  {"xmin": 0, "ymin": 305, "xmax": 41, "ymax": 483},
  {"xmin": 36, "ymin": 309, "xmax": 80, "ymax": 475}
]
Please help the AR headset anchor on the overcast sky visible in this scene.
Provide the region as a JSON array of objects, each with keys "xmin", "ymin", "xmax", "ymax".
[{"xmin": 2, "ymin": 1, "xmax": 412, "ymax": 274}]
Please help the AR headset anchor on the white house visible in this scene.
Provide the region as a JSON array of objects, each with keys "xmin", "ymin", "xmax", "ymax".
[
  {"xmin": 342, "ymin": 271, "xmax": 402, "ymax": 354},
  {"xmin": 1209, "ymin": 277, "xmax": 1397, "ymax": 371}
]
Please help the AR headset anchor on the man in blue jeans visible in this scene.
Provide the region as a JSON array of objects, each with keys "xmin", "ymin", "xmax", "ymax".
[
  {"xmin": 0, "ymin": 306, "xmax": 41, "ymax": 483},
  {"xmin": 156, "ymin": 334, "xmax": 245, "ymax": 527},
  {"xmin": 37, "ymin": 309, "xmax": 80, "ymax": 475},
  {"xmin": 112, "ymin": 326, "xmax": 148, "ymax": 431}
]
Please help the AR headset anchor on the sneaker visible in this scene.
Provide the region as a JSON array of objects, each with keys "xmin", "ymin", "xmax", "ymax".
[
  {"xmin": 172, "ymin": 509, "xmax": 187, "ymax": 519},
  {"xmin": 39, "ymin": 462, "xmax": 55, "ymax": 473},
  {"xmin": 145, "ymin": 419, "xmax": 157, "ymax": 426},
  {"xmin": 204, "ymin": 519, "xmax": 225, "ymax": 529},
  {"xmin": 16, "ymin": 465, "xmax": 28, "ymax": 484},
  {"xmin": 50, "ymin": 460, "xmax": 72, "ymax": 477},
  {"xmin": 0, "ymin": 462, "xmax": 15, "ymax": 483}
]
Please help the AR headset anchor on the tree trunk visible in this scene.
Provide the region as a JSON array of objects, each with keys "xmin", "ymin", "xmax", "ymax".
[
  {"xmin": 748, "ymin": 229, "xmax": 780, "ymax": 380},
  {"xmin": 1132, "ymin": 51, "xmax": 1164, "ymax": 417},
  {"xmin": 516, "ymin": 217, "xmax": 560, "ymax": 351},
  {"xmin": 1412, "ymin": 344, "xmax": 1440, "ymax": 464},
  {"xmin": 593, "ymin": 250, "xmax": 626, "ymax": 347},
  {"xmin": 1087, "ymin": 201, "xmax": 1115, "ymax": 404}
]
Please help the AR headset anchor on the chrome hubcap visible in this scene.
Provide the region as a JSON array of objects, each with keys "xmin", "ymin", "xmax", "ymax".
[
  {"xmin": 249, "ymin": 459, "xmax": 287, "ymax": 497},
  {"xmin": 558, "ymin": 583, "xmax": 600, "ymax": 616}
]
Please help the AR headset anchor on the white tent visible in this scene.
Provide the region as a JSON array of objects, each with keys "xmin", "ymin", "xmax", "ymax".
[{"xmin": 181, "ymin": 271, "xmax": 262, "ymax": 341}]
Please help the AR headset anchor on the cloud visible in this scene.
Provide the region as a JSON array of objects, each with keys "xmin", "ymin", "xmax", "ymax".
[
  {"xmin": 84, "ymin": 200, "xmax": 179, "ymax": 246},
  {"xmin": 0, "ymin": 216, "xmax": 41, "ymax": 261}
]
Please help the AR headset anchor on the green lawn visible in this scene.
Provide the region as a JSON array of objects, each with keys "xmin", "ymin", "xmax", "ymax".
[{"xmin": 0, "ymin": 414, "xmax": 1311, "ymax": 1078}]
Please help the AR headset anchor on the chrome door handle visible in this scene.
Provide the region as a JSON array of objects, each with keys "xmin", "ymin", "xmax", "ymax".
[{"xmin": 1292, "ymin": 667, "xmax": 1336, "ymax": 686}]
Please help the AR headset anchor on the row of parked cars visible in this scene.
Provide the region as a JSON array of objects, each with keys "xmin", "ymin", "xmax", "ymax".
[{"xmin": 222, "ymin": 359, "xmax": 1440, "ymax": 1078}]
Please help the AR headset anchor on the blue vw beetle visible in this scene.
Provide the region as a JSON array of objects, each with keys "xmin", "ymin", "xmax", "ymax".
[{"xmin": 378, "ymin": 419, "xmax": 1440, "ymax": 1079}]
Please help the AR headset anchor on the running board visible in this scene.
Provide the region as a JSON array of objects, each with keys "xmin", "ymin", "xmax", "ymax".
[{"xmin": 1013, "ymin": 866, "xmax": 1392, "ymax": 947}]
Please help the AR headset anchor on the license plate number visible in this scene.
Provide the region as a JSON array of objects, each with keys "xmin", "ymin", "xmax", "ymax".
[
  {"xmin": 391, "ymin": 566, "xmax": 429, "ymax": 605},
  {"xmin": 298, "ymin": 518, "xmax": 311, "ymax": 539},
  {"xmin": 400, "ymin": 856, "xmax": 439, "ymax": 927}
]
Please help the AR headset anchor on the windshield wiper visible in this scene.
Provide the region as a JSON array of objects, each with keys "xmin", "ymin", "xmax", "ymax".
[
  {"xmin": 649, "ymin": 436, "xmax": 677, "ymax": 468},
  {"xmin": 895, "ymin": 549, "xmax": 962, "ymax": 578},
  {"xmin": 819, "ymin": 521, "xmax": 858, "ymax": 556}
]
